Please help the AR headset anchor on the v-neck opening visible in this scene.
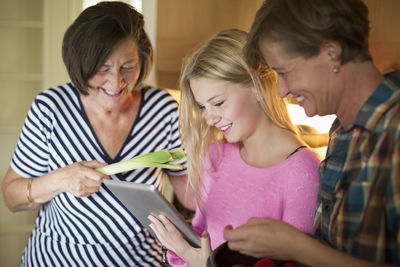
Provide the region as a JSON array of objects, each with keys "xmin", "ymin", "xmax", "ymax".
[{"xmin": 77, "ymin": 87, "xmax": 145, "ymax": 163}]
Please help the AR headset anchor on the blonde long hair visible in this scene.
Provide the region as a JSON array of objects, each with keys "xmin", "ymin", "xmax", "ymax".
[{"xmin": 179, "ymin": 29, "xmax": 298, "ymax": 201}]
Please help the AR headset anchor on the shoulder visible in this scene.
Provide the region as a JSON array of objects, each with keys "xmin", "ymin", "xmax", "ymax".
[
  {"xmin": 35, "ymin": 83, "xmax": 78, "ymax": 105},
  {"xmin": 367, "ymin": 71, "xmax": 400, "ymax": 134},
  {"xmin": 142, "ymin": 86, "xmax": 178, "ymax": 107},
  {"xmin": 22, "ymin": 83, "xmax": 79, "ymax": 135},
  {"xmin": 209, "ymin": 140, "xmax": 238, "ymax": 159},
  {"xmin": 205, "ymin": 141, "xmax": 241, "ymax": 175},
  {"xmin": 288, "ymin": 147, "xmax": 321, "ymax": 167},
  {"xmin": 383, "ymin": 69, "xmax": 400, "ymax": 87},
  {"xmin": 31, "ymin": 83, "xmax": 78, "ymax": 113},
  {"xmin": 373, "ymin": 88, "xmax": 400, "ymax": 139},
  {"xmin": 282, "ymin": 147, "xmax": 321, "ymax": 182},
  {"xmin": 141, "ymin": 86, "xmax": 179, "ymax": 116}
]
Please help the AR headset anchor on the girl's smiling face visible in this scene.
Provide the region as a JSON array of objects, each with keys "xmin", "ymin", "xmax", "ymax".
[
  {"xmin": 87, "ymin": 38, "xmax": 141, "ymax": 110},
  {"xmin": 190, "ymin": 77, "xmax": 265, "ymax": 143}
]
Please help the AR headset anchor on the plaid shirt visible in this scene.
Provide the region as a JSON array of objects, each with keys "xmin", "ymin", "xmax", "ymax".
[{"xmin": 314, "ymin": 70, "xmax": 400, "ymax": 264}]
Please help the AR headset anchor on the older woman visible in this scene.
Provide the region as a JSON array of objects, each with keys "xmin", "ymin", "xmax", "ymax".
[{"xmin": 2, "ymin": 2, "xmax": 190, "ymax": 266}]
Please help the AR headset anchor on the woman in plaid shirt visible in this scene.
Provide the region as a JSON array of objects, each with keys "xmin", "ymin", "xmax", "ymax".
[{"xmin": 224, "ymin": 0, "xmax": 400, "ymax": 266}]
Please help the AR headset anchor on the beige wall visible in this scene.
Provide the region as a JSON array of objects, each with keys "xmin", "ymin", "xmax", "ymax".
[
  {"xmin": 156, "ymin": 0, "xmax": 264, "ymax": 89},
  {"xmin": 0, "ymin": 1, "xmax": 82, "ymax": 266},
  {"xmin": 364, "ymin": 0, "xmax": 400, "ymax": 73},
  {"xmin": 156, "ymin": 0, "xmax": 400, "ymax": 89}
]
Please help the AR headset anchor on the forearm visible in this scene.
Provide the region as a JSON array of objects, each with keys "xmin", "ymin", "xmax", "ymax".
[
  {"xmin": 3, "ymin": 161, "xmax": 106, "ymax": 212},
  {"xmin": 294, "ymin": 234, "xmax": 394, "ymax": 267},
  {"xmin": 2, "ymin": 169, "xmax": 61, "ymax": 212},
  {"xmin": 224, "ymin": 219, "xmax": 396, "ymax": 267}
]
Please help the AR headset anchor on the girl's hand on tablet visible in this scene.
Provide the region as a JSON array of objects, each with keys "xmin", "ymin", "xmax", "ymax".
[
  {"xmin": 148, "ymin": 214, "xmax": 190, "ymax": 254},
  {"xmin": 148, "ymin": 214, "xmax": 211, "ymax": 266}
]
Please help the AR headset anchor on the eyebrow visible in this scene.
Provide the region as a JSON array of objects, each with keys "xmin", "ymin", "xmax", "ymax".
[
  {"xmin": 102, "ymin": 58, "xmax": 138, "ymax": 67},
  {"xmin": 271, "ymin": 67, "xmax": 284, "ymax": 72},
  {"xmin": 206, "ymin": 93, "xmax": 224, "ymax": 103},
  {"xmin": 195, "ymin": 93, "xmax": 224, "ymax": 107}
]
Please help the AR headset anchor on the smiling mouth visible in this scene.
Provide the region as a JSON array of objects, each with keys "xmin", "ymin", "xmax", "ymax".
[
  {"xmin": 101, "ymin": 88, "xmax": 125, "ymax": 97},
  {"xmin": 219, "ymin": 124, "xmax": 232, "ymax": 134}
]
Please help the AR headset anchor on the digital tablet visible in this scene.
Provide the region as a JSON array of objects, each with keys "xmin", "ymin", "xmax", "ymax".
[{"xmin": 103, "ymin": 179, "xmax": 201, "ymax": 248}]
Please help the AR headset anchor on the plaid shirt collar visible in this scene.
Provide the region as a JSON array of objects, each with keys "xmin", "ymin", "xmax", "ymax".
[{"xmin": 331, "ymin": 71, "xmax": 400, "ymax": 134}]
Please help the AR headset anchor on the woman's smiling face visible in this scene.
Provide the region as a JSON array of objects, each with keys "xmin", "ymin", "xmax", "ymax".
[
  {"xmin": 87, "ymin": 38, "xmax": 141, "ymax": 110},
  {"xmin": 190, "ymin": 77, "xmax": 265, "ymax": 143},
  {"xmin": 259, "ymin": 41, "xmax": 340, "ymax": 117}
]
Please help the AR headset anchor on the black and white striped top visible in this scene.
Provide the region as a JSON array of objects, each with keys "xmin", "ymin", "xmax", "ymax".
[{"xmin": 11, "ymin": 83, "xmax": 186, "ymax": 266}]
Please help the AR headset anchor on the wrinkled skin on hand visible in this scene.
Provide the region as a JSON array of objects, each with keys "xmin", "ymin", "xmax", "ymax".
[
  {"xmin": 223, "ymin": 218, "xmax": 304, "ymax": 261},
  {"xmin": 57, "ymin": 160, "xmax": 108, "ymax": 197}
]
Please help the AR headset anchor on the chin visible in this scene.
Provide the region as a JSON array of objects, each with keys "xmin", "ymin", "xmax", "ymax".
[
  {"xmin": 304, "ymin": 111, "xmax": 316, "ymax": 118},
  {"xmin": 225, "ymin": 135, "xmax": 240, "ymax": 144},
  {"xmin": 302, "ymin": 106, "xmax": 318, "ymax": 118}
]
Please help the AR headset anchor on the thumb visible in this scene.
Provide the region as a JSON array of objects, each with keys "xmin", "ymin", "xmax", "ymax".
[
  {"xmin": 223, "ymin": 224, "xmax": 233, "ymax": 240},
  {"xmin": 201, "ymin": 231, "xmax": 211, "ymax": 254},
  {"xmin": 82, "ymin": 160, "xmax": 108, "ymax": 169}
]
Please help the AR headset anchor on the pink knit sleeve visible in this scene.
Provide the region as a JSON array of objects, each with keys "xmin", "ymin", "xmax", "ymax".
[
  {"xmin": 166, "ymin": 251, "xmax": 188, "ymax": 267},
  {"xmin": 282, "ymin": 150, "xmax": 320, "ymax": 233}
]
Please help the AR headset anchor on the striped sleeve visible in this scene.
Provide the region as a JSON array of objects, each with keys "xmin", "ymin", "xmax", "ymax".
[{"xmin": 11, "ymin": 93, "xmax": 52, "ymax": 177}]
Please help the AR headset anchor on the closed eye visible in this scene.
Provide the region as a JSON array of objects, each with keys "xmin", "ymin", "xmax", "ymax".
[
  {"xmin": 214, "ymin": 101, "xmax": 224, "ymax": 107},
  {"xmin": 276, "ymin": 72, "xmax": 286, "ymax": 77},
  {"xmin": 121, "ymin": 65, "xmax": 138, "ymax": 73},
  {"xmin": 122, "ymin": 65, "xmax": 137, "ymax": 71},
  {"xmin": 98, "ymin": 66, "xmax": 110, "ymax": 73}
]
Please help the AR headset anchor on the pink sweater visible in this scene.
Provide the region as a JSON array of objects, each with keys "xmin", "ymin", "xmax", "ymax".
[{"xmin": 168, "ymin": 142, "xmax": 321, "ymax": 266}]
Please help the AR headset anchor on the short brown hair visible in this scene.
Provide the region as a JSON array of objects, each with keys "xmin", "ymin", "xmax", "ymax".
[
  {"xmin": 62, "ymin": 1, "xmax": 153, "ymax": 95},
  {"xmin": 246, "ymin": 0, "xmax": 372, "ymax": 70}
]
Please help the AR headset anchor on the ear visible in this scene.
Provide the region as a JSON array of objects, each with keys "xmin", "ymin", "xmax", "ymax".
[{"xmin": 321, "ymin": 41, "xmax": 342, "ymax": 62}]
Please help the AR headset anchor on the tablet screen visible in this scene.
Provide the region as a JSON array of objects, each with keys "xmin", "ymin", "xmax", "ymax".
[{"xmin": 103, "ymin": 179, "xmax": 201, "ymax": 248}]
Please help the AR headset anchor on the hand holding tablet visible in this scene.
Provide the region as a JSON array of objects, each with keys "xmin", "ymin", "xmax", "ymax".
[
  {"xmin": 149, "ymin": 213, "xmax": 212, "ymax": 266},
  {"xmin": 103, "ymin": 179, "xmax": 201, "ymax": 248},
  {"xmin": 148, "ymin": 214, "xmax": 198, "ymax": 252}
]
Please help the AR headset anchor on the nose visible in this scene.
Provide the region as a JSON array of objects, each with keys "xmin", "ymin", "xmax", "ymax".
[
  {"xmin": 277, "ymin": 77, "xmax": 290, "ymax": 98},
  {"xmin": 107, "ymin": 71, "xmax": 126, "ymax": 91},
  {"xmin": 204, "ymin": 109, "xmax": 220, "ymax": 126}
]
